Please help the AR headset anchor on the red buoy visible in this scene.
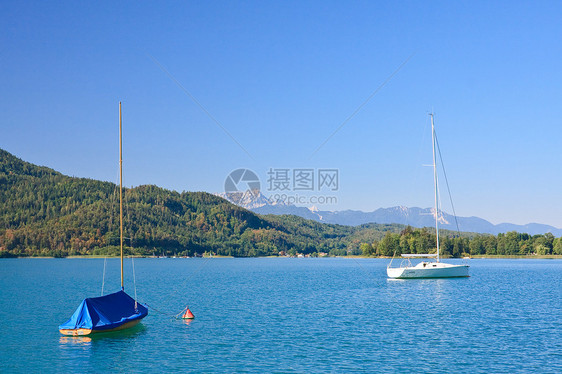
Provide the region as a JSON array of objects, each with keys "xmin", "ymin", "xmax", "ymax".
[{"xmin": 182, "ymin": 307, "xmax": 194, "ymax": 319}]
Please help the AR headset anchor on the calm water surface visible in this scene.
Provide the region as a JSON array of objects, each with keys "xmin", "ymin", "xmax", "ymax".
[{"xmin": 0, "ymin": 258, "xmax": 561, "ymax": 373}]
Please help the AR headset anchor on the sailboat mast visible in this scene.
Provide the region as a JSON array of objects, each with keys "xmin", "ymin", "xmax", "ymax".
[
  {"xmin": 119, "ymin": 102, "xmax": 124, "ymax": 290},
  {"xmin": 430, "ymin": 113, "xmax": 440, "ymax": 262}
]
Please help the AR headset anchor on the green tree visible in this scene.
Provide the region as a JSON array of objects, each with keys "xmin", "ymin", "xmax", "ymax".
[
  {"xmin": 553, "ymin": 237, "xmax": 562, "ymax": 255},
  {"xmin": 378, "ymin": 232, "xmax": 400, "ymax": 257},
  {"xmin": 469, "ymin": 235, "xmax": 485, "ymax": 255},
  {"xmin": 360, "ymin": 243, "xmax": 374, "ymax": 256}
]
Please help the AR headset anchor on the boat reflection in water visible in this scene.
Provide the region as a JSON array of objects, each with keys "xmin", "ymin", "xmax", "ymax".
[{"xmin": 59, "ymin": 336, "xmax": 92, "ymax": 346}]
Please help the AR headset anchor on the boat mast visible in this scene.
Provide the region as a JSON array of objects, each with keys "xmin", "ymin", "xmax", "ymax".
[
  {"xmin": 119, "ymin": 102, "xmax": 124, "ymax": 290},
  {"xmin": 430, "ymin": 113, "xmax": 440, "ymax": 262}
]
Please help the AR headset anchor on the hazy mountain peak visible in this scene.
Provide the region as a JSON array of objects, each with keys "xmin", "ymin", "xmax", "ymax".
[{"xmin": 221, "ymin": 194, "xmax": 561, "ymax": 236}]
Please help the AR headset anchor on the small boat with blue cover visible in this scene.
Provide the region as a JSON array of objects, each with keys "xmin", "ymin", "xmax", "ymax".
[
  {"xmin": 59, "ymin": 291, "xmax": 148, "ymax": 335},
  {"xmin": 60, "ymin": 102, "xmax": 148, "ymax": 335}
]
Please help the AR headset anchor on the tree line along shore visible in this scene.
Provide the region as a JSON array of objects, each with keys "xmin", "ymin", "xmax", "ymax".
[{"xmin": 1, "ymin": 148, "xmax": 560, "ymax": 259}]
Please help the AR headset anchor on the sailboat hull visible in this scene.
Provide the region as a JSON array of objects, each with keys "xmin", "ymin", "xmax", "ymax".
[
  {"xmin": 59, "ymin": 318, "xmax": 143, "ymax": 336},
  {"xmin": 387, "ymin": 262, "xmax": 469, "ymax": 279}
]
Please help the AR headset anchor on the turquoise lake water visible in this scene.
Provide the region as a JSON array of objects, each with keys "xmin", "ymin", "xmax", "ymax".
[{"xmin": 0, "ymin": 258, "xmax": 561, "ymax": 373}]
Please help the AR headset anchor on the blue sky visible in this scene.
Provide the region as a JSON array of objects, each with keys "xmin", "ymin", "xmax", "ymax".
[{"xmin": 1, "ymin": 1, "xmax": 561, "ymax": 227}]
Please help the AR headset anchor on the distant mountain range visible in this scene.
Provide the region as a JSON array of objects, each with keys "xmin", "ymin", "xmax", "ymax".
[{"xmin": 217, "ymin": 192, "xmax": 562, "ymax": 237}]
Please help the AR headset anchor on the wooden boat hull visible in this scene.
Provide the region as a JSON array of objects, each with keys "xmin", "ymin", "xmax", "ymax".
[{"xmin": 59, "ymin": 317, "xmax": 143, "ymax": 336}]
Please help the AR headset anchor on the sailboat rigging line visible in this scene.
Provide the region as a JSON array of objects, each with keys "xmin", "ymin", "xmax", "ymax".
[
  {"xmin": 124, "ymin": 186, "xmax": 132, "ymax": 254},
  {"xmin": 142, "ymin": 303, "xmax": 181, "ymax": 319},
  {"xmin": 436, "ymin": 170, "xmax": 444, "ymax": 230},
  {"xmin": 122, "ymin": 181, "xmax": 141, "ymax": 307},
  {"xmin": 434, "ymin": 133, "xmax": 461, "ymax": 236},
  {"xmin": 141, "ymin": 303, "xmax": 189, "ymax": 320},
  {"xmin": 148, "ymin": 53, "xmax": 254, "ymax": 161},
  {"xmin": 309, "ymin": 53, "xmax": 415, "ymax": 160},
  {"xmin": 104, "ymin": 172, "xmax": 119, "ymax": 267},
  {"xmin": 109, "ymin": 186, "xmax": 117, "ymax": 241},
  {"xmin": 175, "ymin": 306, "xmax": 190, "ymax": 319},
  {"xmin": 101, "ymin": 257, "xmax": 107, "ymax": 296},
  {"xmin": 350, "ymin": 258, "xmax": 408, "ymax": 313},
  {"xmin": 132, "ymin": 256, "xmax": 138, "ymax": 309},
  {"xmin": 143, "ymin": 257, "xmax": 213, "ymax": 317},
  {"xmin": 388, "ymin": 247, "xmax": 398, "ymax": 268},
  {"xmin": 170, "ymin": 257, "xmax": 211, "ymax": 303}
]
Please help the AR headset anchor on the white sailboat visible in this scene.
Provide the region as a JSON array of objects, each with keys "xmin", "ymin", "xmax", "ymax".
[{"xmin": 387, "ymin": 114, "xmax": 469, "ymax": 279}]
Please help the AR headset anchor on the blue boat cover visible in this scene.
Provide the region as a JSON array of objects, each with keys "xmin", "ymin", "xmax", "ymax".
[{"xmin": 59, "ymin": 290, "xmax": 148, "ymax": 331}]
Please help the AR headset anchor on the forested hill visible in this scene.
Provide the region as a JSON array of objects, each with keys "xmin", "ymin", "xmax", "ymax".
[
  {"xmin": 0, "ymin": 148, "xmax": 403, "ymax": 257},
  {"xmin": 2, "ymin": 148, "xmax": 560, "ymax": 258}
]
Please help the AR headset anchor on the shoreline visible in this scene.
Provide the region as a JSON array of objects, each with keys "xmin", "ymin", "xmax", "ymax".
[{"xmin": 3, "ymin": 254, "xmax": 562, "ymax": 259}]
